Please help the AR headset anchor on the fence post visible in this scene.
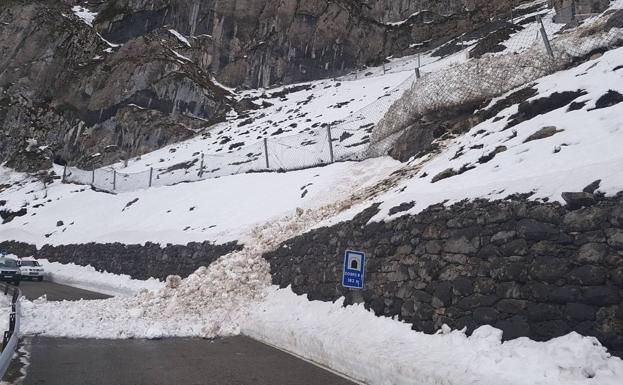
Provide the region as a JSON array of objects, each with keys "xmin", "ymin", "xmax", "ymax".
[
  {"xmin": 149, "ymin": 167, "xmax": 153, "ymax": 187},
  {"xmin": 415, "ymin": 53, "xmax": 421, "ymax": 79},
  {"xmin": 199, "ymin": 153, "xmax": 205, "ymax": 177},
  {"xmin": 8, "ymin": 313, "xmax": 15, "ymax": 333},
  {"xmin": 62, "ymin": 165, "xmax": 67, "ymax": 183},
  {"xmin": 536, "ymin": 15, "xmax": 554, "ymax": 58},
  {"xmin": 510, "ymin": 0, "xmax": 514, "ymax": 24},
  {"xmin": 2, "ymin": 331, "xmax": 9, "ymax": 350},
  {"xmin": 91, "ymin": 168, "xmax": 95, "ymax": 185},
  {"xmin": 263, "ymin": 138, "xmax": 270, "ymax": 169},
  {"xmin": 112, "ymin": 169, "xmax": 117, "ymax": 191},
  {"xmin": 327, "ymin": 125, "xmax": 334, "ymax": 163}
]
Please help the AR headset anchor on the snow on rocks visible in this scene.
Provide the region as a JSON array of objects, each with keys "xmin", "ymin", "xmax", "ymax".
[
  {"xmin": 71, "ymin": 6, "xmax": 97, "ymax": 27},
  {"xmin": 168, "ymin": 29, "xmax": 191, "ymax": 47},
  {"xmin": 245, "ymin": 288, "xmax": 623, "ymax": 385}
]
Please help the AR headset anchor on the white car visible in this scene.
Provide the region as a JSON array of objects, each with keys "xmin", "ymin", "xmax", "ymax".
[{"xmin": 19, "ymin": 260, "xmax": 44, "ymax": 281}]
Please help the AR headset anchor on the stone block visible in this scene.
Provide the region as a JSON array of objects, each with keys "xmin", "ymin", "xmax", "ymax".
[
  {"xmin": 565, "ymin": 303, "xmax": 596, "ymax": 321},
  {"xmin": 568, "ymin": 265, "xmax": 607, "ymax": 285},
  {"xmin": 575, "ymin": 243, "xmax": 609, "ymax": 263},
  {"xmin": 495, "ymin": 316, "xmax": 530, "ymax": 340}
]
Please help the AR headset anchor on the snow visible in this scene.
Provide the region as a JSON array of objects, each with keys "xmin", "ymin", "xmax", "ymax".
[
  {"xmin": 71, "ymin": 6, "xmax": 97, "ymax": 27},
  {"xmin": 168, "ymin": 29, "xmax": 191, "ymax": 47},
  {"xmin": 0, "ymin": 158, "xmax": 400, "ymax": 247},
  {"xmin": 57, "ymin": 68, "xmax": 414, "ymax": 193},
  {"xmin": 170, "ymin": 49, "xmax": 191, "ymax": 62},
  {"xmin": 39, "ymin": 259, "xmax": 163, "ymax": 297},
  {"xmin": 358, "ymin": 46, "xmax": 623, "ymax": 224},
  {"xmin": 244, "ymin": 288, "xmax": 623, "ymax": 385}
]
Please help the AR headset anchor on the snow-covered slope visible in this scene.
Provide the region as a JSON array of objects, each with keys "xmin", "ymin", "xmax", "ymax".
[
  {"xmin": 0, "ymin": 158, "xmax": 400, "ymax": 246},
  {"xmin": 330, "ymin": 46, "xmax": 623, "ymax": 227}
]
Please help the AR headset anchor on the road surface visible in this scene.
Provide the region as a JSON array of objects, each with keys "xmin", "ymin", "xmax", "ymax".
[
  {"xmin": 22, "ymin": 336, "xmax": 355, "ymax": 385},
  {"xmin": 18, "ymin": 280, "xmax": 111, "ymax": 301},
  {"xmin": 7, "ymin": 281, "xmax": 355, "ymax": 385}
]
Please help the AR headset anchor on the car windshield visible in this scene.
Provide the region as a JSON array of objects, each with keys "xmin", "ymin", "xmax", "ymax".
[
  {"xmin": 20, "ymin": 260, "xmax": 39, "ymax": 267},
  {"xmin": 0, "ymin": 259, "xmax": 18, "ymax": 267}
]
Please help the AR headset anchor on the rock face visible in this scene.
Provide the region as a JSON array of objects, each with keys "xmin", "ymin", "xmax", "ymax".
[
  {"xmin": 264, "ymin": 193, "xmax": 623, "ymax": 356},
  {"xmin": 95, "ymin": 0, "xmax": 526, "ymax": 88},
  {"xmin": 0, "ymin": 1, "xmax": 233, "ymax": 171},
  {"xmin": 0, "ymin": 240, "xmax": 242, "ymax": 280}
]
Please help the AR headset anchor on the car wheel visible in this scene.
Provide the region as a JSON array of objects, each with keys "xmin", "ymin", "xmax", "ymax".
[{"xmin": 37, "ymin": 276, "xmax": 43, "ymax": 282}]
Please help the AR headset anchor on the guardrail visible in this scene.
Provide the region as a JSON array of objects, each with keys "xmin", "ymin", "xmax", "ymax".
[{"xmin": 0, "ymin": 284, "xmax": 21, "ymax": 380}]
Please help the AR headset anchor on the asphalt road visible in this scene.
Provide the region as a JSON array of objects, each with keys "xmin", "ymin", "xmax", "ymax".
[
  {"xmin": 18, "ymin": 280, "xmax": 111, "ymax": 301},
  {"xmin": 23, "ymin": 336, "xmax": 355, "ymax": 385},
  {"xmin": 9, "ymin": 281, "xmax": 355, "ymax": 385}
]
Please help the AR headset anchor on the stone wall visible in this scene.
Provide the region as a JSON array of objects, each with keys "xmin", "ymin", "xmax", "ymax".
[
  {"xmin": 0, "ymin": 240, "xmax": 242, "ymax": 280},
  {"xmin": 264, "ymin": 194, "xmax": 623, "ymax": 356}
]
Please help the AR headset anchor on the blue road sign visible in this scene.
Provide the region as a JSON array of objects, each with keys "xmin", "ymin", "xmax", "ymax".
[{"xmin": 342, "ymin": 250, "xmax": 365, "ymax": 289}]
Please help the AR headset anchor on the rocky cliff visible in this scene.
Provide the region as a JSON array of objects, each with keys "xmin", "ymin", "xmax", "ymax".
[
  {"xmin": 0, "ymin": 0, "xmax": 528, "ymax": 173},
  {"xmin": 0, "ymin": 1, "xmax": 233, "ymax": 171},
  {"xmin": 95, "ymin": 0, "xmax": 527, "ymax": 88}
]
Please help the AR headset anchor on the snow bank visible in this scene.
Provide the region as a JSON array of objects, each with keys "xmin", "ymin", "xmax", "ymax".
[
  {"xmin": 244, "ymin": 287, "xmax": 623, "ymax": 385},
  {"xmin": 39, "ymin": 259, "xmax": 164, "ymax": 297}
]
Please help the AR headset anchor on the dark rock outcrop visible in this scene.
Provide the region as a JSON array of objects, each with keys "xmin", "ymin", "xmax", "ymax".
[{"xmin": 0, "ymin": 1, "xmax": 233, "ymax": 171}]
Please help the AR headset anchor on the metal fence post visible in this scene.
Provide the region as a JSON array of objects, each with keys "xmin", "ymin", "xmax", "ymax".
[
  {"xmin": 263, "ymin": 138, "xmax": 270, "ymax": 169},
  {"xmin": 149, "ymin": 167, "xmax": 153, "ymax": 187},
  {"xmin": 510, "ymin": 0, "xmax": 514, "ymax": 24},
  {"xmin": 199, "ymin": 153, "xmax": 205, "ymax": 177},
  {"xmin": 536, "ymin": 15, "xmax": 554, "ymax": 58},
  {"xmin": 112, "ymin": 169, "xmax": 117, "ymax": 191},
  {"xmin": 2, "ymin": 331, "xmax": 9, "ymax": 350},
  {"xmin": 415, "ymin": 53, "xmax": 421, "ymax": 79},
  {"xmin": 327, "ymin": 125, "xmax": 334, "ymax": 163},
  {"xmin": 62, "ymin": 165, "xmax": 67, "ymax": 183}
]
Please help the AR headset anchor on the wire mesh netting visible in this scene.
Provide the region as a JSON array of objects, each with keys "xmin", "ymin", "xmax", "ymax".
[
  {"xmin": 62, "ymin": 1, "xmax": 623, "ymax": 193},
  {"xmin": 367, "ymin": 2, "xmax": 623, "ymax": 155}
]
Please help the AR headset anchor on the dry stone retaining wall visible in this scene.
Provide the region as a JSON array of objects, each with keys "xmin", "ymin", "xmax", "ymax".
[
  {"xmin": 264, "ymin": 194, "xmax": 623, "ymax": 356},
  {"xmin": 0, "ymin": 240, "xmax": 242, "ymax": 281}
]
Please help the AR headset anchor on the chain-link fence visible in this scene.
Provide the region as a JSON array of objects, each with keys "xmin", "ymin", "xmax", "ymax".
[
  {"xmin": 63, "ymin": 70, "xmax": 415, "ymax": 192},
  {"xmin": 64, "ymin": 0, "xmax": 623, "ymax": 193}
]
